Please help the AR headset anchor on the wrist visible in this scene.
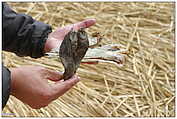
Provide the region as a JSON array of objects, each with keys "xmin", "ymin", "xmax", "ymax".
[
  {"xmin": 44, "ymin": 34, "xmax": 54, "ymax": 53},
  {"xmin": 44, "ymin": 33, "xmax": 63, "ymax": 53},
  {"xmin": 44, "ymin": 38, "xmax": 52, "ymax": 53},
  {"xmin": 9, "ymin": 68, "xmax": 19, "ymax": 95}
]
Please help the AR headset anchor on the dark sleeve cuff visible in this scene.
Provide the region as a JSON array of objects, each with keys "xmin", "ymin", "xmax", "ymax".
[
  {"xmin": 30, "ymin": 21, "xmax": 52, "ymax": 58},
  {"xmin": 2, "ymin": 66, "xmax": 11, "ymax": 109}
]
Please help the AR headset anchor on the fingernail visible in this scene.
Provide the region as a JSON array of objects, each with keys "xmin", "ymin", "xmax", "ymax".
[
  {"xmin": 78, "ymin": 76, "xmax": 82, "ymax": 81},
  {"xmin": 58, "ymin": 71, "xmax": 63, "ymax": 75},
  {"xmin": 60, "ymin": 79, "xmax": 64, "ymax": 82}
]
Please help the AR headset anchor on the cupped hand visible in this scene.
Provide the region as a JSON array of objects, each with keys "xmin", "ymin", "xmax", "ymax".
[
  {"xmin": 44, "ymin": 19, "xmax": 96, "ymax": 52},
  {"xmin": 10, "ymin": 66, "xmax": 80, "ymax": 109}
]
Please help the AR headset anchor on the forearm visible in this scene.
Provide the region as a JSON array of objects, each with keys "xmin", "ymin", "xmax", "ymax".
[{"xmin": 2, "ymin": 3, "xmax": 52, "ymax": 58}]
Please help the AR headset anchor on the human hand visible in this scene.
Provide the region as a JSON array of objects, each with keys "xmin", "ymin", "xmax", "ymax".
[
  {"xmin": 10, "ymin": 66, "xmax": 80, "ymax": 109},
  {"xmin": 44, "ymin": 19, "xmax": 96, "ymax": 52}
]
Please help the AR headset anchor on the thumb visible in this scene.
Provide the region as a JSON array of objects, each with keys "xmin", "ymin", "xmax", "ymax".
[
  {"xmin": 51, "ymin": 75, "xmax": 80, "ymax": 97},
  {"xmin": 45, "ymin": 69, "xmax": 63, "ymax": 82}
]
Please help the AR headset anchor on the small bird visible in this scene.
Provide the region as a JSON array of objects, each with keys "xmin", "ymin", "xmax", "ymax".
[{"xmin": 59, "ymin": 28, "xmax": 89, "ymax": 80}]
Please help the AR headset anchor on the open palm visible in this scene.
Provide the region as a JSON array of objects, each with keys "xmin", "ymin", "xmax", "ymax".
[{"xmin": 44, "ymin": 19, "xmax": 96, "ymax": 52}]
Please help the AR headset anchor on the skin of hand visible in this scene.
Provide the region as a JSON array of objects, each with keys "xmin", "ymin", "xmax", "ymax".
[
  {"xmin": 44, "ymin": 19, "xmax": 96, "ymax": 52},
  {"xmin": 10, "ymin": 66, "xmax": 80, "ymax": 109}
]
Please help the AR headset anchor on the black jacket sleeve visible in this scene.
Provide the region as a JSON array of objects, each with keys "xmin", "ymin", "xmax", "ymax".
[
  {"xmin": 2, "ymin": 3, "xmax": 52, "ymax": 109},
  {"xmin": 2, "ymin": 2, "xmax": 52, "ymax": 58},
  {"xmin": 2, "ymin": 65, "xmax": 11, "ymax": 109}
]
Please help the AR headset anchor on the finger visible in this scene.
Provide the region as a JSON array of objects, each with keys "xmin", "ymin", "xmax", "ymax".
[
  {"xmin": 53, "ymin": 19, "xmax": 96, "ymax": 40},
  {"xmin": 51, "ymin": 75, "xmax": 80, "ymax": 97},
  {"xmin": 73, "ymin": 19, "xmax": 96, "ymax": 30},
  {"xmin": 62, "ymin": 19, "xmax": 96, "ymax": 32},
  {"xmin": 45, "ymin": 69, "xmax": 63, "ymax": 81}
]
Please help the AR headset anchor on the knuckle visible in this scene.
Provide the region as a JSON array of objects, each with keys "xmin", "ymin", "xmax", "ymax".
[
  {"xmin": 64, "ymin": 79, "xmax": 78, "ymax": 90},
  {"xmin": 40, "ymin": 90, "xmax": 52, "ymax": 101},
  {"xmin": 70, "ymin": 80, "xmax": 78, "ymax": 87},
  {"xmin": 65, "ymin": 83, "xmax": 72, "ymax": 90},
  {"xmin": 61, "ymin": 85, "xmax": 70, "ymax": 92}
]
